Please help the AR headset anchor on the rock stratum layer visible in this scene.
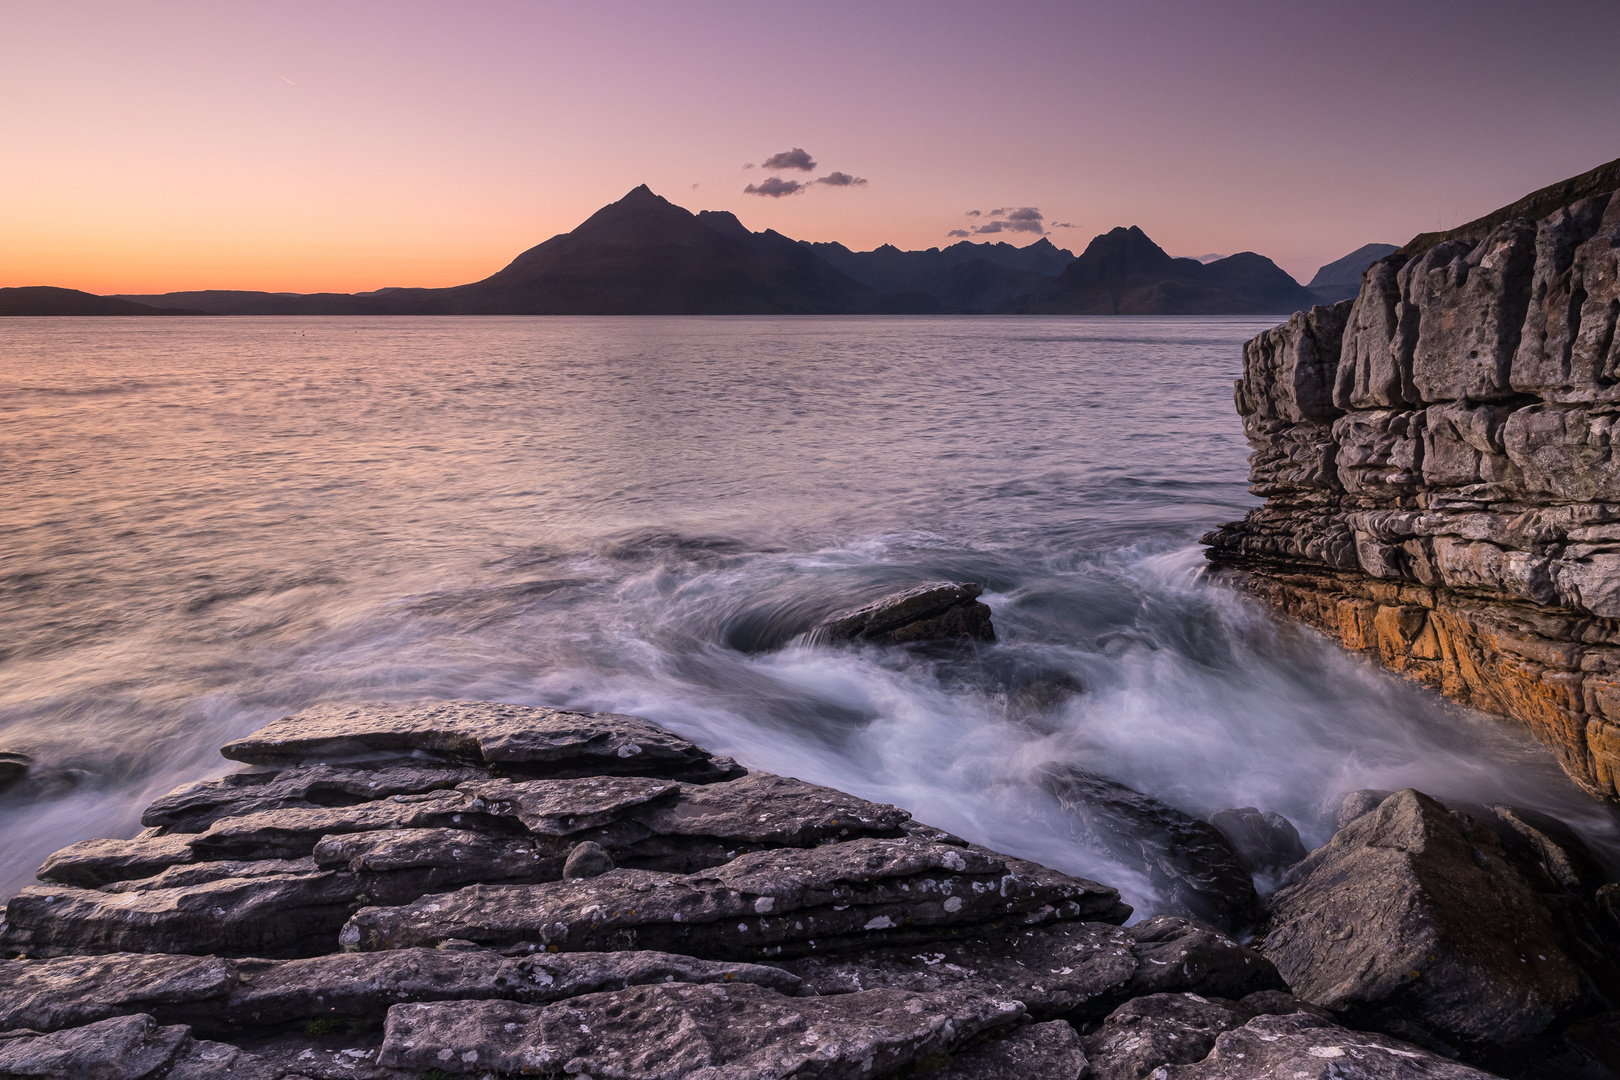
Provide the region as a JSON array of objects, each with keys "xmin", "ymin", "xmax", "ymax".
[
  {"xmin": 1205, "ymin": 161, "xmax": 1620, "ymax": 803},
  {"xmin": 0, "ymin": 699, "xmax": 1532, "ymax": 1079}
]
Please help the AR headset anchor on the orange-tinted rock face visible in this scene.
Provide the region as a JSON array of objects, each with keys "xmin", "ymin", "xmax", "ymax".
[{"xmin": 1205, "ymin": 183, "xmax": 1620, "ymax": 801}]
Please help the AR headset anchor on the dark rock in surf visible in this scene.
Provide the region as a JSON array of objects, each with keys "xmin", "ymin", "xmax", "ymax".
[
  {"xmin": 1035, "ymin": 763, "xmax": 1260, "ymax": 933},
  {"xmin": 1263, "ymin": 788, "xmax": 1583, "ymax": 1056},
  {"xmin": 1081, "ymin": 992, "xmax": 1256, "ymax": 1080},
  {"xmin": 219, "ymin": 700, "xmax": 744, "ymax": 782},
  {"xmin": 1208, "ymin": 806, "xmax": 1308, "ymax": 877},
  {"xmin": 931, "ymin": 1020, "xmax": 1088, "ymax": 1080},
  {"xmin": 375, "ymin": 983, "xmax": 1023, "ymax": 1077},
  {"xmin": 1158, "ymin": 1011, "xmax": 1498, "ymax": 1079},
  {"xmin": 813, "ymin": 581, "xmax": 995, "ymax": 645},
  {"xmin": 562, "ymin": 840, "xmax": 614, "ymax": 879},
  {"xmin": 0, "ymin": 751, "xmax": 31, "ymax": 794}
]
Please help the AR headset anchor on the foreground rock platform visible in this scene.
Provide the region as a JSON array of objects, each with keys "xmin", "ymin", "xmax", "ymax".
[
  {"xmin": 1203, "ymin": 167, "xmax": 1620, "ymax": 802},
  {"xmin": 0, "ymin": 699, "xmax": 1579, "ymax": 1078}
]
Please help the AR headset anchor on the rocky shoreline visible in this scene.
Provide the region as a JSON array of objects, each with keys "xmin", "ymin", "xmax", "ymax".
[{"xmin": 1, "ymin": 695, "xmax": 1617, "ymax": 1078}]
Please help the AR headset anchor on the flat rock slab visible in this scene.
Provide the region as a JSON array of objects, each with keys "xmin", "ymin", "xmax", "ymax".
[
  {"xmin": 0, "ymin": 953, "xmax": 238, "ymax": 1033},
  {"xmin": 773, "ymin": 921, "xmax": 1137, "ymax": 1021},
  {"xmin": 1159, "ymin": 1012, "xmax": 1499, "ymax": 1079},
  {"xmin": 342, "ymin": 836, "xmax": 1126, "ymax": 960},
  {"xmin": 932, "ymin": 1020, "xmax": 1088, "ymax": 1080},
  {"xmin": 220, "ymin": 700, "xmax": 743, "ymax": 782},
  {"xmin": 37, "ymin": 834, "xmax": 198, "ymax": 888},
  {"xmin": 1264, "ymin": 789, "xmax": 1583, "ymax": 1055},
  {"xmin": 0, "ymin": 1013, "xmax": 294, "ymax": 1080},
  {"xmin": 459, "ymin": 775, "xmax": 680, "ymax": 835},
  {"xmin": 814, "ymin": 581, "xmax": 995, "ymax": 645},
  {"xmin": 376, "ymin": 983, "xmax": 1024, "ymax": 1077},
  {"xmin": 0, "ymin": 946, "xmax": 802, "ymax": 1036},
  {"xmin": 2, "ymin": 871, "xmax": 361, "ymax": 958},
  {"xmin": 1036, "ymin": 763, "xmax": 1258, "ymax": 934},
  {"xmin": 143, "ymin": 763, "xmax": 486, "ymax": 833},
  {"xmin": 187, "ymin": 791, "xmax": 494, "ymax": 860}
]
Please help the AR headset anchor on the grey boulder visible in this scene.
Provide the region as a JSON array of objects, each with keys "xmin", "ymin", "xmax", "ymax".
[
  {"xmin": 1208, "ymin": 806, "xmax": 1307, "ymax": 878},
  {"xmin": 1263, "ymin": 788, "xmax": 1583, "ymax": 1056}
]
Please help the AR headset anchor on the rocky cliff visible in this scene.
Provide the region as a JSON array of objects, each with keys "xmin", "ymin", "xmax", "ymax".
[{"xmin": 1205, "ymin": 158, "xmax": 1620, "ymax": 803}]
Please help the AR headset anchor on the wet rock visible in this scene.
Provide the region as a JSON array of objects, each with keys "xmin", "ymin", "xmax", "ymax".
[
  {"xmin": 219, "ymin": 700, "xmax": 744, "ymax": 782},
  {"xmin": 375, "ymin": 983, "xmax": 1024, "ymax": 1077},
  {"xmin": 1081, "ymin": 993, "xmax": 1255, "ymax": 1080},
  {"xmin": 0, "ymin": 953, "xmax": 238, "ymax": 1033},
  {"xmin": 142, "ymin": 763, "xmax": 485, "ymax": 833},
  {"xmin": 219, "ymin": 1028, "xmax": 391, "ymax": 1080},
  {"xmin": 0, "ymin": 750, "xmax": 32, "ymax": 793},
  {"xmin": 772, "ymin": 921, "xmax": 1139, "ymax": 1021},
  {"xmin": 2, "ymin": 870, "xmax": 363, "ymax": 958},
  {"xmin": 562, "ymin": 840, "xmax": 614, "ymax": 878},
  {"xmin": 1157, "ymin": 1011, "xmax": 1499, "ymax": 1079},
  {"xmin": 1484, "ymin": 803, "xmax": 1608, "ymax": 893},
  {"xmin": 1264, "ymin": 788, "xmax": 1584, "ymax": 1056},
  {"xmin": 932, "ymin": 1020, "xmax": 1088, "ymax": 1080},
  {"xmin": 1338, "ymin": 789, "xmax": 1395, "ymax": 829},
  {"xmin": 100, "ymin": 857, "xmax": 319, "ymax": 893},
  {"xmin": 631, "ymin": 771, "xmax": 913, "ymax": 847},
  {"xmin": 186, "ymin": 790, "xmax": 515, "ymax": 861},
  {"xmin": 1599, "ymin": 883, "xmax": 1620, "ymax": 930},
  {"xmin": 1035, "ymin": 764, "xmax": 1259, "ymax": 933},
  {"xmin": 312, "ymin": 829, "xmax": 558, "ymax": 903},
  {"xmin": 341, "ymin": 836, "xmax": 1127, "ymax": 959},
  {"xmin": 1208, "ymin": 806, "xmax": 1307, "ymax": 878},
  {"xmin": 37, "ymin": 834, "xmax": 198, "ymax": 888},
  {"xmin": 1118, "ymin": 916, "xmax": 1287, "ymax": 1002},
  {"xmin": 813, "ymin": 581, "xmax": 995, "ymax": 645}
]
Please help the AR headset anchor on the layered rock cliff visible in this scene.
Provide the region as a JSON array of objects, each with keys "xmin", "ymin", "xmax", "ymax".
[{"xmin": 1205, "ymin": 160, "xmax": 1620, "ymax": 802}]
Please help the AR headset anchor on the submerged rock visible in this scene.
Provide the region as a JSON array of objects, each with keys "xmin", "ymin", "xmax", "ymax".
[
  {"xmin": 812, "ymin": 581, "xmax": 995, "ymax": 645},
  {"xmin": 0, "ymin": 750, "xmax": 32, "ymax": 794},
  {"xmin": 1264, "ymin": 788, "xmax": 1583, "ymax": 1056},
  {"xmin": 1035, "ymin": 763, "xmax": 1259, "ymax": 933},
  {"xmin": 1208, "ymin": 806, "xmax": 1307, "ymax": 878}
]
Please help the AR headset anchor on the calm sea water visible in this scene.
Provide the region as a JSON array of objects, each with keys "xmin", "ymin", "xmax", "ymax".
[{"xmin": 2, "ymin": 315, "xmax": 1616, "ymax": 911}]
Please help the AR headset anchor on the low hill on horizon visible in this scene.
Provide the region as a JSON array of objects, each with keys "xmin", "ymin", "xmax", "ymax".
[
  {"xmin": 1306, "ymin": 243, "xmax": 1400, "ymax": 303},
  {"xmin": 6, "ymin": 186, "xmax": 1343, "ymax": 317},
  {"xmin": 0, "ymin": 286, "xmax": 204, "ymax": 317}
]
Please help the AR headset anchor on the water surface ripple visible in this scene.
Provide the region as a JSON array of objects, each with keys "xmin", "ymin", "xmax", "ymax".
[{"xmin": 3, "ymin": 315, "xmax": 1615, "ymax": 910}]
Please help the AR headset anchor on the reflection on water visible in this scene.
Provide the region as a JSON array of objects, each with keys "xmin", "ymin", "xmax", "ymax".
[{"xmin": 1, "ymin": 315, "xmax": 1615, "ymax": 912}]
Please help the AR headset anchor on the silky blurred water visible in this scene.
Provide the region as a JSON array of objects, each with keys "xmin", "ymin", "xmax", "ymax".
[{"xmin": 2, "ymin": 315, "xmax": 1616, "ymax": 911}]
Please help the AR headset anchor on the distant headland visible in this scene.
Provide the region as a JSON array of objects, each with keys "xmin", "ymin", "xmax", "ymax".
[{"xmin": 1, "ymin": 186, "xmax": 1389, "ymax": 317}]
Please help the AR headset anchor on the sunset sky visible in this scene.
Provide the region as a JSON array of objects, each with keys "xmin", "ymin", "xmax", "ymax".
[{"xmin": 4, "ymin": 0, "xmax": 1618, "ymax": 295}]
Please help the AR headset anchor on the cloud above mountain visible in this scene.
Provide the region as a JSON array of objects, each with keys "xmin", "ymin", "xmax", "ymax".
[
  {"xmin": 744, "ymin": 176, "xmax": 807, "ymax": 197},
  {"xmin": 815, "ymin": 171, "xmax": 867, "ymax": 187},
  {"xmin": 953, "ymin": 206, "xmax": 1046, "ymax": 235},
  {"xmin": 761, "ymin": 148, "xmax": 816, "ymax": 171}
]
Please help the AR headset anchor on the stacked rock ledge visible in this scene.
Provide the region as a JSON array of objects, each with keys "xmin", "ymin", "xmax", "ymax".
[
  {"xmin": 1204, "ymin": 168, "xmax": 1620, "ymax": 802},
  {"xmin": 0, "ymin": 699, "xmax": 1505, "ymax": 1079}
]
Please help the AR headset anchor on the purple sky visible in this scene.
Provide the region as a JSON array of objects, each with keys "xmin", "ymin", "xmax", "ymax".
[{"xmin": 3, "ymin": 0, "xmax": 1617, "ymax": 293}]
